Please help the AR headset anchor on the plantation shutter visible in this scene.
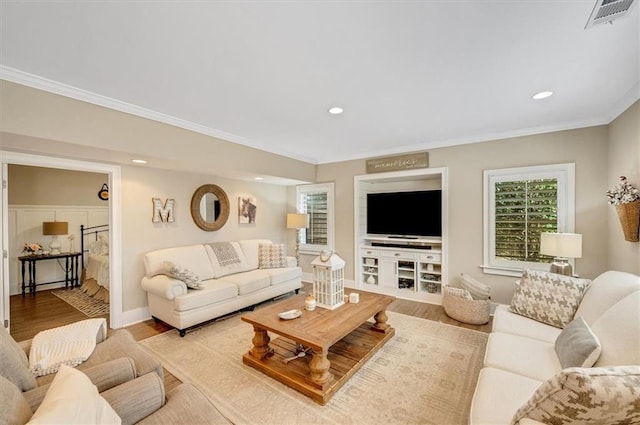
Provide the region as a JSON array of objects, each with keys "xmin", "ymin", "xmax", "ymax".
[
  {"xmin": 298, "ymin": 191, "xmax": 328, "ymax": 245},
  {"xmin": 494, "ymin": 179, "xmax": 558, "ymax": 262}
]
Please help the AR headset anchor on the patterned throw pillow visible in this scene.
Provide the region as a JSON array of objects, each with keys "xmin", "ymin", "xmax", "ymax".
[
  {"xmin": 511, "ymin": 366, "xmax": 640, "ymax": 425},
  {"xmin": 509, "ymin": 269, "xmax": 591, "ymax": 328},
  {"xmin": 258, "ymin": 243, "xmax": 287, "ymax": 269},
  {"xmin": 163, "ymin": 261, "xmax": 202, "ymax": 289},
  {"xmin": 460, "ymin": 273, "xmax": 491, "ymax": 300}
]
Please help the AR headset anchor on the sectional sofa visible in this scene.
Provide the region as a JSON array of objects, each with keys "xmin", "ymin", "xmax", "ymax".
[
  {"xmin": 469, "ymin": 270, "xmax": 640, "ymax": 424},
  {"xmin": 141, "ymin": 239, "xmax": 302, "ymax": 336}
]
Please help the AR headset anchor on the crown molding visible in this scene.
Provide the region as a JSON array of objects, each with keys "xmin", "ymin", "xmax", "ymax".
[{"xmin": 0, "ymin": 66, "xmax": 318, "ymax": 165}]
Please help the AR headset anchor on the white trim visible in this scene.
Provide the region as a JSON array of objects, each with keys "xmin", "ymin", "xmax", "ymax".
[
  {"xmin": 121, "ymin": 306, "xmax": 151, "ymax": 327},
  {"xmin": 482, "ymin": 163, "xmax": 576, "ymax": 276},
  {"xmin": 0, "ymin": 151, "xmax": 123, "ymax": 329},
  {"xmin": 0, "ymin": 66, "xmax": 317, "ymax": 165},
  {"xmin": 1, "ymin": 164, "xmax": 8, "ymax": 330}
]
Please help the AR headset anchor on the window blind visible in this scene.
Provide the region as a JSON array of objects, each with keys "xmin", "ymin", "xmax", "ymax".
[
  {"xmin": 494, "ymin": 179, "xmax": 557, "ymax": 262},
  {"xmin": 298, "ymin": 191, "xmax": 328, "ymax": 245}
]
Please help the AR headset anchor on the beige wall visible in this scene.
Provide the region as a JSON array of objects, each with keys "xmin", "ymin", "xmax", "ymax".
[
  {"xmin": 120, "ymin": 165, "xmax": 289, "ymax": 310},
  {"xmin": 607, "ymin": 101, "xmax": 640, "ymax": 273},
  {"xmin": 8, "ymin": 164, "xmax": 108, "ymax": 206},
  {"xmin": 317, "ymin": 126, "xmax": 610, "ymax": 305},
  {"xmin": 0, "ymin": 81, "xmax": 316, "ymax": 184}
]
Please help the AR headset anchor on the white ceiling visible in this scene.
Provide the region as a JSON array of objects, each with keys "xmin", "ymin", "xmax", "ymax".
[{"xmin": 1, "ymin": 1, "xmax": 639, "ymax": 165}]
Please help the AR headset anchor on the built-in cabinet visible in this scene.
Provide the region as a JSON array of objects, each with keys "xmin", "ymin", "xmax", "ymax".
[{"xmin": 354, "ymin": 168, "xmax": 447, "ymax": 304}]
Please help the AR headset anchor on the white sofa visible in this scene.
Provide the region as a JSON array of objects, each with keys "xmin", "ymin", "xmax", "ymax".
[
  {"xmin": 141, "ymin": 239, "xmax": 302, "ymax": 336},
  {"xmin": 469, "ymin": 270, "xmax": 640, "ymax": 425}
]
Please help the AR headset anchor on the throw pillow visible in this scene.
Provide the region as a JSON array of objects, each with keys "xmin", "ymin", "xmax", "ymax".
[
  {"xmin": 162, "ymin": 261, "xmax": 202, "ymax": 289},
  {"xmin": 28, "ymin": 364, "xmax": 121, "ymax": 425},
  {"xmin": 511, "ymin": 366, "xmax": 640, "ymax": 425},
  {"xmin": 459, "ymin": 273, "xmax": 491, "ymax": 300},
  {"xmin": 509, "ymin": 269, "xmax": 591, "ymax": 329},
  {"xmin": 258, "ymin": 243, "xmax": 287, "ymax": 269},
  {"xmin": 555, "ymin": 317, "xmax": 601, "ymax": 368},
  {"xmin": 444, "ymin": 286, "xmax": 473, "ymax": 300}
]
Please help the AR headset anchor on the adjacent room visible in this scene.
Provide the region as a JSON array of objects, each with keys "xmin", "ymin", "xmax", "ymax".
[{"xmin": 1, "ymin": 1, "xmax": 638, "ymax": 424}]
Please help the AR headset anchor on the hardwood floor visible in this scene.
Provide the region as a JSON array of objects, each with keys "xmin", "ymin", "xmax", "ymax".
[
  {"xmin": 11, "ymin": 284, "xmax": 492, "ymax": 342},
  {"xmin": 9, "ymin": 284, "xmax": 492, "ymax": 394}
]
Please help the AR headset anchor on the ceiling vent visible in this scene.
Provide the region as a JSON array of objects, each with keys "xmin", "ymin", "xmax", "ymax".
[{"xmin": 585, "ymin": 0, "xmax": 637, "ymax": 28}]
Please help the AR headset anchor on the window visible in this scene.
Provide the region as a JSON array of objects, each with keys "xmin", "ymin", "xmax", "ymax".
[
  {"xmin": 483, "ymin": 163, "xmax": 575, "ymax": 276},
  {"xmin": 296, "ymin": 182, "xmax": 334, "ymax": 254}
]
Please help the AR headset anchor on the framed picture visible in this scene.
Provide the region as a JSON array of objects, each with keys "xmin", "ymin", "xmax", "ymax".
[{"xmin": 239, "ymin": 196, "xmax": 257, "ymax": 224}]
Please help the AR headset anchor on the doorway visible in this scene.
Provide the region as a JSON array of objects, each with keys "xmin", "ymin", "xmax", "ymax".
[{"xmin": 1, "ymin": 151, "xmax": 122, "ymax": 333}]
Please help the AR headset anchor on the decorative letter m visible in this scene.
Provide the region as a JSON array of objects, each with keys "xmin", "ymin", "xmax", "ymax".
[{"xmin": 152, "ymin": 198, "xmax": 175, "ymax": 223}]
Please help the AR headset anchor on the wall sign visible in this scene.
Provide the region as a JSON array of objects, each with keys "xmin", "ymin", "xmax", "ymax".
[
  {"xmin": 366, "ymin": 152, "xmax": 429, "ymax": 174},
  {"xmin": 152, "ymin": 198, "xmax": 175, "ymax": 222},
  {"xmin": 98, "ymin": 184, "xmax": 109, "ymax": 201}
]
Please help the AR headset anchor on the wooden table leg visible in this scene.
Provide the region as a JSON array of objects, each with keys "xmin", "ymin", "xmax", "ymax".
[
  {"xmin": 372, "ymin": 310, "xmax": 391, "ymax": 333},
  {"xmin": 308, "ymin": 349, "xmax": 332, "ymax": 387},
  {"xmin": 21, "ymin": 260, "xmax": 26, "ymax": 296},
  {"xmin": 249, "ymin": 326, "xmax": 274, "ymax": 360}
]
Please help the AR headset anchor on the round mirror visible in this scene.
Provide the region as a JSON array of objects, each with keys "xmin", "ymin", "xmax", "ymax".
[{"xmin": 190, "ymin": 184, "xmax": 229, "ymax": 231}]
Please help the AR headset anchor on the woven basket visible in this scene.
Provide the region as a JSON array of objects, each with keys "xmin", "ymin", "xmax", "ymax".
[
  {"xmin": 443, "ymin": 287, "xmax": 491, "ymax": 325},
  {"xmin": 615, "ymin": 199, "xmax": 640, "ymax": 242}
]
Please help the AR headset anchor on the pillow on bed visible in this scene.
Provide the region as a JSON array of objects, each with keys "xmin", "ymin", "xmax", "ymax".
[{"xmin": 88, "ymin": 237, "xmax": 109, "ymax": 256}]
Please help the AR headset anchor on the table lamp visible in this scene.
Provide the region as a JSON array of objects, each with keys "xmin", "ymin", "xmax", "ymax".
[
  {"xmin": 287, "ymin": 213, "xmax": 309, "ymax": 266},
  {"xmin": 42, "ymin": 221, "xmax": 68, "ymax": 254},
  {"xmin": 540, "ymin": 232, "xmax": 582, "ymax": 276}
]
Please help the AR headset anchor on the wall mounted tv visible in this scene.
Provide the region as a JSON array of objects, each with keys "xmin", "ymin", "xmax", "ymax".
[{"xmin": 367, "ymin": 190, "xmax": 442, "ymax": 238}]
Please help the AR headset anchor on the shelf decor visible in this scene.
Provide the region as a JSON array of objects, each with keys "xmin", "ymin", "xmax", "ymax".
[
  {"xmin": 311, "ymin": 251, "xmax": 345, "ymax": 310},
  {"xmin": 606, "ymin": 176, "xmax": 640, "ymax": 242}
]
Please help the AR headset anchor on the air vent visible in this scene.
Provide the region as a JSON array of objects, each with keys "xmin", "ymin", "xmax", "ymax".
[{"xmin": 585, "ymin": 0, "xmax": 637, "ymax": 29}]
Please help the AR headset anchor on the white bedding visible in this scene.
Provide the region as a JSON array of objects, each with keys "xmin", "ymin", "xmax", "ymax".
[{"xmin": 85, "ymin": 254, "xmax": 109, "ymax": 289}]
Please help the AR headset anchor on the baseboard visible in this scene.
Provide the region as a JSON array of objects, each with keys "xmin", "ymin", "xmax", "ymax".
[{"xmin": 120, "ymin": 306, "xmax": 151, "ymax": 328}]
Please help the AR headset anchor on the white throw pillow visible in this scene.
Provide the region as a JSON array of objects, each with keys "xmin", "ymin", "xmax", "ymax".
[
  {"xmin": 28, "ymin": 364, "xmax": 121, "ymax": 425},
  {"xmin": 459, "ymin": 273, "xmax": 491, "ymax": 300},
  {"xmin": 444, "ymin": 286, "xmax": 473, "ymax": 300},
  {"xmin": 554, "ymin": 317, "xmax": 601, "ymax": 368}
]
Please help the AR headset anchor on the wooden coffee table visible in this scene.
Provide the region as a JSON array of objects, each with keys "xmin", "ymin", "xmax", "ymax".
[{"xmin": 241, "ymin": 290, "xmax": 395, "ymax": 405}]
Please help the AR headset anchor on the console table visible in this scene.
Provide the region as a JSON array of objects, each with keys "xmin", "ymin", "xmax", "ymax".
[{"xmin": 18, "ymin": 252, "xmax": 81, "ymax": 295}]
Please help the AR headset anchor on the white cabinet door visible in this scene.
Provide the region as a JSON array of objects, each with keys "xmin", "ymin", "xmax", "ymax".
[{"xmin": 379, "ymin": 259, "xmax": 397, "ymax": 288}]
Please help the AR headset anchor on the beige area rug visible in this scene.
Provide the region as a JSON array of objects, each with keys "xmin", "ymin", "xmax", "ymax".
[
  {"xmin": 51, "ymin": 288, "xmax": 110, "ymax": 317},
  {"xmin": 140, "ymin": 311, "xmax": 488, "ymax": 425}
]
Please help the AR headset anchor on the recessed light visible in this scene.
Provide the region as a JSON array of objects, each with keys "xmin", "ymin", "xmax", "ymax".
[
  {"xmin": 131, "ymin": 159, "xmax": 147, "ymax": 164},
  {"xmin": 328, "ymin": 106, "xmax": 344, "ymax": 115},
  {"xmin": 532, "ymin": 91, "xmax": 553, "ymax": 100},
  {"xmin": 254, "ymin": 177, "xmax": 264, "ymax": 181}
]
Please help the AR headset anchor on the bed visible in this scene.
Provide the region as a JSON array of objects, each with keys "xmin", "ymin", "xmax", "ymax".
[{"xmin": 80, "ymin": 224, "xmax": 110, "ymax": 303}]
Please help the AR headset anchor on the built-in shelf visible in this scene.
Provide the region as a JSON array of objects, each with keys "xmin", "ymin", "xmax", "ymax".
[{"xmin": 354, "ymin": 168, "xmax": 448, "ymax": 305}]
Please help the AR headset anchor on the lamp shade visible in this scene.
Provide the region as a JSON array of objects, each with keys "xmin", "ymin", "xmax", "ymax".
[
  {"xmin": 286, "ymin": 213, "xmax": 309, "ymax": 229},
  {"xmin": 540, "ymin": 233, "xmax": 582, "ymax": 258},
  {"xmin": 42, "ymin": 221, "xmax": 68, "ymax": 236}
]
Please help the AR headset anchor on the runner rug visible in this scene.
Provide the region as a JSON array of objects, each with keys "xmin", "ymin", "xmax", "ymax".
[
  {"xmin": 140, "ymin": 311, "xmax": 488, "ymax": 425},
  {"xmin": 51, "ymin": 288, "xmax": 110, "ymax": 317}
]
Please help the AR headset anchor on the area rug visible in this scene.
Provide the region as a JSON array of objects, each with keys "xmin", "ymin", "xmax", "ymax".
[
  {"xmin": 140, "ymin": 311, "xmax": 488, "ymax": 425},
  {"xmin": 51, "ymin": 288, "xmax": 110, "ymax": 317}
]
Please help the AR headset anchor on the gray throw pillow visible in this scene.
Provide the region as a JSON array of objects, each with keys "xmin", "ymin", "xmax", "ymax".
[
  {"xmin": 0, "ymin": 326, "xmax": 37, "ymax": 391},
  {"xmin": 555, "ymin": 317, "xmax": 601, "ymax": 368}
]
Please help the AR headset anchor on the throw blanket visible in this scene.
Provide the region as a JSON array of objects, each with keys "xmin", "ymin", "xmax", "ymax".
[
  {"xmin": 29, "ymin": 318, "xmax": 107, "ymax": 377},
  {"xmin": 208, "ymin": 242, "xmax": 242, "ymax": 272}
]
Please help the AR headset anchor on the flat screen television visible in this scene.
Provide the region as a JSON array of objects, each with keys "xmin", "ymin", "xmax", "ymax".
[{"xmin": 366, "ymin": 190, "xmax": 442, "ymax": 237}]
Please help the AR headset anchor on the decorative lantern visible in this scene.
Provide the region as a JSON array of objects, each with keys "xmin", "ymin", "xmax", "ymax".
[{"xmin": 311, "ymin": 251, "xmax": 346, "ymax": 310}]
